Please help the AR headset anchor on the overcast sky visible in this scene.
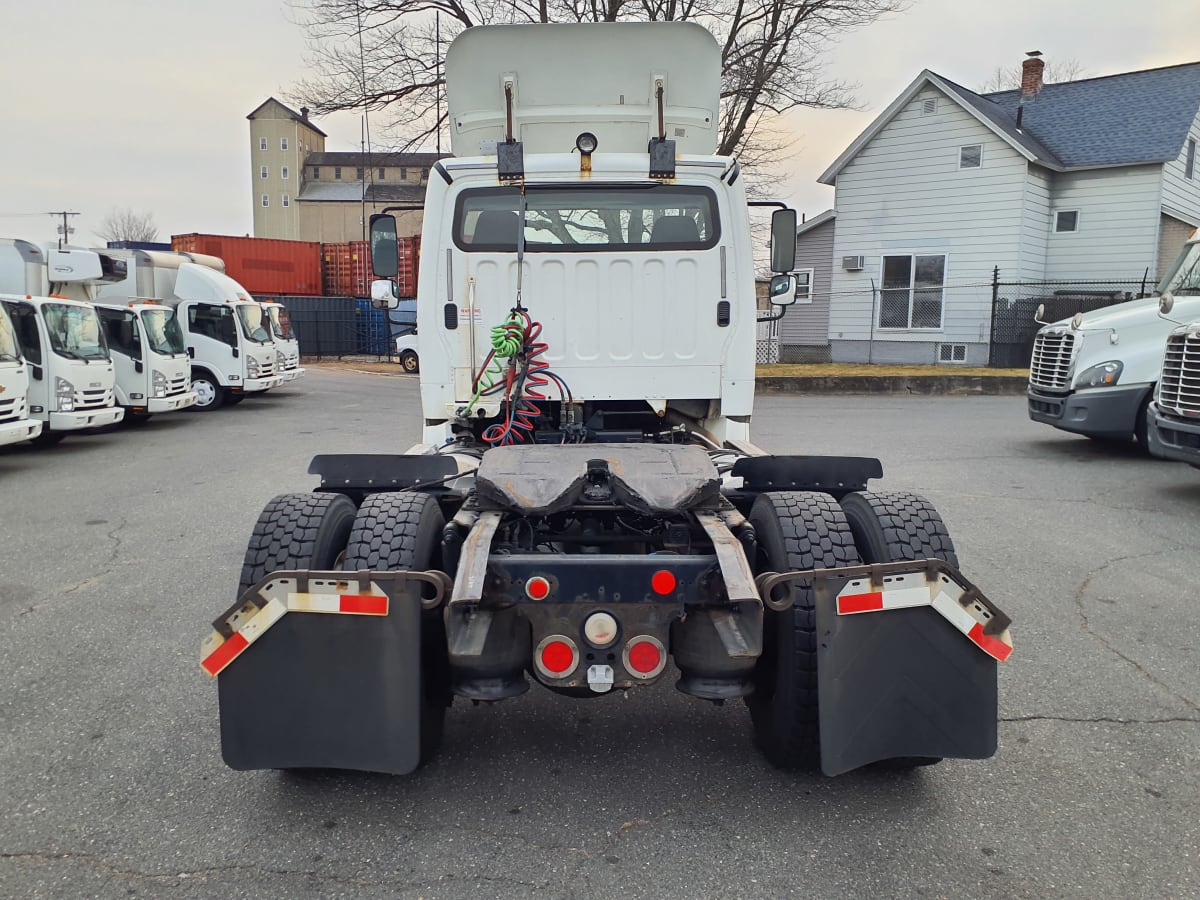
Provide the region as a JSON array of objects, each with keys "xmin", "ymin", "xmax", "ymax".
[{"xmin": 0, "ymin": 0, "xmax": 1195, "ymax": 245}]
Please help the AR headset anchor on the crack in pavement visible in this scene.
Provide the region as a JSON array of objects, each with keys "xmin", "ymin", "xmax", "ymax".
[
  {"xmin": 1073, "ymin": 547, "xmax": 1200, "ymax": 715},
  {"xmin": 1001, "ymin": 715, "xmax": 1200, "ymax": 725}
]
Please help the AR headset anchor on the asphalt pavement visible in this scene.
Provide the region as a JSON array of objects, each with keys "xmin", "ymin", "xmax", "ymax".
[{"xmin": 1, "ymin": 370, "xmax": 1197, "ymax": 899}]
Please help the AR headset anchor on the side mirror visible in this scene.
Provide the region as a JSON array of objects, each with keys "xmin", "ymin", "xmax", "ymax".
[
  {"xmin": 1159, "ymin": 291, "xmax": 1175, "ymax": 316},
  {"xmin": 768, "ymin": 274, "xmax": 797, "ymax": 306},
  {"xmin": 370, "ymin": 279, "xmax": 400, "ymax": 311},
  {"xmin": 769, "ymin": 208, "xmax": 798, "ymax": 273},
  {"xmin": 370, "ymin": 214, "xmax": 399, "ymax": 278},
  {"xmin": 31, "ymin": 364, "xmax": 43, "ymax": 381},
  {"xmin": 1034, "ymin": 303, "xmax": 1047, "ymax": 324}
]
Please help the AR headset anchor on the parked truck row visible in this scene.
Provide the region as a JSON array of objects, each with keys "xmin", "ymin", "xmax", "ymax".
[
  {"xmin": 0, "ymin": 239, "xmax": 306, "ymax": 448},
  {"xmin": 1028, "ymin": 228, "xmax": 1200, "ymax": 472}
]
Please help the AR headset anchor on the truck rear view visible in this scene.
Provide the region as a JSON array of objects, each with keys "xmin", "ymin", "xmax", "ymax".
[{"xmin": 201, "ymin": 22, "xmax": 1012, "ymax": 778}]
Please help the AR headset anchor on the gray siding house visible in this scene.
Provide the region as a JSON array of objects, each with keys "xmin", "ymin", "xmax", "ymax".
[{"xmin": 809, "ymin": 57, "xmax": 1200, "ymax": 365}]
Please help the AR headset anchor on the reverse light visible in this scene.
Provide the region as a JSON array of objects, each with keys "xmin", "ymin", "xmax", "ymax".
[
  {"xmin": 623, "ymin": 635, "xmax": 667, "ymax": 679},
  {"xmin": 575, "ymin": 132, "xmax": 598, "ymax": 154},
  {"xmin": 55, "ymin": 376, "xmax": 74, "ymax": 412},
  {"xmin": 152, "ymin": 369, "xmax": 167, "ymax": 399},
  {"xmin": 535, "ymin": 635, "xmax": 579, "ymax": 678},
  {"xmin": 583, "ymin": 612, "xmax": 618, "ymax": 648},
  {"xmin": 1076, "ymin": 360, "xmax": 1123, "ymax": 388}
]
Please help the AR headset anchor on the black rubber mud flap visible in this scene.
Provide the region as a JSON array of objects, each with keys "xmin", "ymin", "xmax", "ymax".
[
  {"xmin": 217, "ymin": 576, "xmax": 426, "ymax": 775},
  {"xmin": 815, "ymin": 597, "xmax": 998, "ymax": 776}
]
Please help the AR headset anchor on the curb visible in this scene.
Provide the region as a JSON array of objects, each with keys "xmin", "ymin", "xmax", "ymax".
[{"xmin": 755, "ymin": 375, "xmax": 1028, "ymax": 395}]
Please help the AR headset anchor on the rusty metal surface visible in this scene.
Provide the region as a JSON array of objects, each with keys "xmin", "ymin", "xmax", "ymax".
[{"xmin": 693, "ymin": 511, "xmax": 759, "ymax": 605}]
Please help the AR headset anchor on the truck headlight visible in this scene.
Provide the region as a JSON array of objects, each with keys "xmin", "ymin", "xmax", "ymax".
[
  {"xmin": 152, "ymin": 369, "xmax": 168, "ymax": 399},
  {"xmin": 1076, "ymin": 360, "xmax": 1123, "ymax": 388},
  {"xmin": 55, "ymin": 376, "xmax": 75, "ymax": 412},
  {"xmin": 276, "ymin": 349, "xmax": 285, "ymax": 366},
  {"xmin": 247, "ymin": 356, "xmax": 260, "ymax": 378}
]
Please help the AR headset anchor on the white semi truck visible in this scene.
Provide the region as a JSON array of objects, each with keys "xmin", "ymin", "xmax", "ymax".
[
  {"xmin": 0, "ymin": 301, "xmax": 42, "ymax": 446},
  {"xmin": 1027, "ymin": 233, "xmax": 1200, "ymax": 448},
  {"xmin": 95, "ymin": 250, "xmax": 284, "ymax": 410},
  {"xmin": 201, "ymin": 23, "xmax": 1013, "ymax": 778},
  {"xmin": 1147, "ymin": 230, "xmax": 1200, "ymax": 466},
  {"xmin": 0, "ymin": 241, "xmax": 125, "ymax": 444}
]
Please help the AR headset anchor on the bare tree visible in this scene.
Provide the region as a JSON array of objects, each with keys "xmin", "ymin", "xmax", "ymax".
[
  {"xmin": 977, "ymin": 58, "xmax": 1087, "ymax": 94},
  {"xmin": 288, "ymin": 0, "xmax": 906, "ymax": 169},
  {"xmin": 95, "ymin": 208, "xmax": 160, "ymax": 244}
]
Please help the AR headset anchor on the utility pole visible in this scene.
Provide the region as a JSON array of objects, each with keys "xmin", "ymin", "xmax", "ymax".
[{"xmin": 47, "ymin": 211, "xmax": 80, "ymax": 249}]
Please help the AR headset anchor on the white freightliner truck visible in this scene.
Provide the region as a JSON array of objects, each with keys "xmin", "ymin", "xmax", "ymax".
[
  {"xmin": 0, "ymin": 241, "xmax": 125, "ymax": 443},
  {"xmin": 95, "ymin": 250, "xmax": 285, "ymax": 410},
  {"xmin": 200, "ymin": 23, "xmax": 1013, "ymax": 778},
  {"xmin": 1147, "ymin": 230, "xmax": 1200, "ymax": 466},
  {"xmin": 0, "ymin": 301, "xmax": 42, "ymax": 446},
  {"xmin": 1027, "ymin": 232, "xmax": 1200, "ymax": 448},
  {"xmin": 0, "ymin": 239, "xmax": 196, "ymax": 423}
]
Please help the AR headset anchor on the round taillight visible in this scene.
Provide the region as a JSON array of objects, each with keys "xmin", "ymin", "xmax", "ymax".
[
  {"xmin": 583, "ymin": 612, "xmax": 618, "ymax": 648},
  {"xmin": 650, "ymin": 570, "xmax": 676, "ymax": 595},
  {"xmin": 535, "ymin": 635, "xmax": 579, "ymax": 678},
  {"xmin": 526, "ymin": 576, "xmax": 551, "ymax": 600},
  {"xmin": 623, "ymin": 636, "xmax": 667, "ymax": 679}
]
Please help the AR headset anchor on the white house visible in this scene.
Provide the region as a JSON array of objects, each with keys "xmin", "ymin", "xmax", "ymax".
[{"xmin": 801, "ymin": 56, "xmax": 1200, "ymax": 365}]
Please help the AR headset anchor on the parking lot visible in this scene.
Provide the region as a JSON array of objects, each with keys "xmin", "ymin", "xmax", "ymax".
[{"xmin": 2, "ymin": 367, "xmax": 1198, "ymax": 899}]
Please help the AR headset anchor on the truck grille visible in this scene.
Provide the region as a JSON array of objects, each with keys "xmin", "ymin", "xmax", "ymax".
[
  {"xmin": 1158, "ymin": 329, "xmax": 1200, "ymax": 419},
  {"xmin": 76, "ymin": 387, "xmax": 114, "ymax": 411},
  {"xmin": 259, "ymin": 357, "xmax": 277, "ymax": 378},
  {"xmin": 1029, "ymin": 331, "xmax": 1075, "ymax": 391},
  {"xmin": 0, "ymin": 394, "xmax": 24, "ymax": 424},
  {"xmin": 167, "ymin": 372, "xmax": 190, "ymax": 396}
]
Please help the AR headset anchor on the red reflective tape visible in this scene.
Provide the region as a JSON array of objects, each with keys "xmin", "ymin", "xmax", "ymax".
[
  {"xmin": 838, "ymin": 591, "xmax": 884, "ymax": 614},
  {"xmin": 201, "ymin": 631, "xmax": 249, "ymax": 677},
  {"xmin": 968, "ymin": 622, "xmax": 1013, "ymax": 662},
  {"xmin": 339, "ymin": 594, "xmax": 387, "ymax": 615}
]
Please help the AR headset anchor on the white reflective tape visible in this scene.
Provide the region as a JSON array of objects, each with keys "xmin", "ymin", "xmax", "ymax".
[{"xmin": 931, "ymin": 589, "xmax": 980, "ymax": 636}]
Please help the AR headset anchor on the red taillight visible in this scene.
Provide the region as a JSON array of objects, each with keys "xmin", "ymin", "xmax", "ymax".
[
  {"xmin": 623, "ymin": 636, "xmax": 666, "ymax": 678},
  {"xmin": 535, "ymin": 636, "xmax": 578, "ymax": 678},
  {"xmin": 650, "ymin": 570, "xmax": 676, "ymax": 595},
  {"xmin": 525, "ymin": 576, "xmax": 551, "ymax": 600}
]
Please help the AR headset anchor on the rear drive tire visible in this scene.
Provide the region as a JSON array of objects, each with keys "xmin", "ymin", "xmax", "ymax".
[
  {"xmin": 343, "ymin": 492, "xmax": 449, "ymax": 767},
  {"xmin": 190, "ymin": 371, "xmax": 224, "ymax": 411},
  {"xmin": 839, "ymin": 490, "xmax": 957, "ymax": 769},
  {"xmin": 238, "ymin": 493, "xmax": 357, "ymax": 597},
  {"xmin": 747, "ymin": 491, "xmax": 861, "ymax": 769}
]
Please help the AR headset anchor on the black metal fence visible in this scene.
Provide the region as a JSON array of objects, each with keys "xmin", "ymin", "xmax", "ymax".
[
  {"xmin": 988, "ymin": 271, "xmax": 1152, "ymax": 368},
  {"xmin": 262, "ymin": 296, "xmax": 416, "ymax": 361}
]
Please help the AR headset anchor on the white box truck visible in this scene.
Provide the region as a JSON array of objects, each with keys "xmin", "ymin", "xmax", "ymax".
[
  {"xmin": 202, "ymin": 22, "xmax": 1013, "ymax": 779},
  {"xmin": 95, "ymin": 250, "xmax": 285, "ymax": 410},
  {"xmin": 0, "ymin": 301, "xmax": 42, "ymax": 446},
  {"xmin": 258, "ymin": 299, "xmax": 305, "ymax": 382},
  {"xmin": 1147, "ymin": 230, "xmax": 1200, "ymax": 466}
]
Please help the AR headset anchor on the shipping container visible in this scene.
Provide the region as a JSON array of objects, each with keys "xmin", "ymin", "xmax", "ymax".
[
  {"xmin": 106, "ymin": 240, "xmax": 172, "ymax": 251},
  {"xmin": 397, "ymin": 236, "xmax": 420, "ymax": 299},
  {"xmin": 172, "ymin": 234, "xmax": 323, "ymax": 296},
  {"xmin": 320, "ymin": 242, "xmax": 374, "ymax": 298}
]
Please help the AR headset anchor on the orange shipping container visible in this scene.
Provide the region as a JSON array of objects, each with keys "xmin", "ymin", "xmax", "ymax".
[{"xmin": 172, "ymin": 234, "xmax": 323, "ymax": 296}]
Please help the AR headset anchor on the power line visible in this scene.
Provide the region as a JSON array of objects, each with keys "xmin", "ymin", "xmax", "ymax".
[{"xmin": 47, "ymin": 211, "xmax": 80, "ymax": 248}]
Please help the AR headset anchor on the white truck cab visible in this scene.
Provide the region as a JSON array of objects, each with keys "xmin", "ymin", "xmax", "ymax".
[
  {"xmin": 259, "ymin": 300, "xmax": 304, "ymax": 382},
  {"xmin": 92, "ymin": 300, "xmax": 197, "ymax": 418},
  {"xmin": 0, "ymin": 301, "xmax": 42, "ymax": 446},
  {"xmin": 0, "ymin": 292, "xmax": 124, "ymax": 443},
  {"xmin": 1147, "ymin": 231, "xmax": 1200, "ymax": 466},
  {"xmin": 1027, "ymin": 264, "xmax": 1200, "ymax": 448},
  {"xmin": 95, "ymin": 251, "xmax": 284, "ymax": 410}
]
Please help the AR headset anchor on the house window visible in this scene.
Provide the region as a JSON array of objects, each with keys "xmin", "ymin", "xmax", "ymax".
[
  {"xmin": 1055, "ymin": 210, "xmax": 1079, "ymax": 233},
  {"xmin": 1187, "ymin": 138, "xmax": 1196, "ymax": 179},
  {"xmin": 282, "ymin": 194, "xmax": 290, "ymax": 208},
  {"xmin": 259, "ymin": 137, "xmax": 267, "ymax": 150},
  {"xmin": 422, "ymin": 168, "xmax": 430, "ymax": 181},
  {"xmin": 921, "ymin": 97, "xmax": 937, "ymax": 115},
  {"xmin": 794, "ymin": 269, "xmax": 814, "ymax": 305},
  {"xmin": 335, "ymin": 167, "xmax": 342, "ymax": 180},
  {"xmin": 378, "ymin": 167, "xmax": 386, "ymax": 180},
  {"xmin": 260, "ymin": 165, "xmax": 268, "ymax": 179},
  {"xmin": 261, "ymin": 194, "xmax": 269, "ymax": 208},
  {"xmin": 959, "ymin": 145, "xmax": 983, "ymax": 169},
  {"xmin": 281, "ymin": 166, "xmax": 289, "ymax": 180},
  {"xmin": 879, "ymin": 254, "xmax": 946, "ymax": 329},
  {"xmin": 356, "ymin": 167, "xmax": 365, "ymax": 180},
  {"xmin": 939, "ymin": 343, "xmax": 968, "ymax": 363},
  {"xmin": 281, "ymin": 137, "xmax": 289, "ymax": 151},
  {"xmin": 312, "ymin": 167, "xmax": 320, "ymax": 179}
]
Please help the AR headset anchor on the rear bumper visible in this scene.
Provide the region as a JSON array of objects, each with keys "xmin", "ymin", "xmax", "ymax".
[
  {"xmin": 0, "ymin": 418, "xmax": 42, "ymax": 445},
  {"xmin": 49, "ymin": 406, "xmax": 124, "ymax": 430},
  {"xmin": 1027, "ymin": 384, "xmax": 1148, "ymax": 439},
  {"xmin": 147, "ymin": 390, "xmax": 198, "ymax": 413},
  {"xmin": 1148, "ymin": 402, "xmax": 1200, "ymax": 465}
]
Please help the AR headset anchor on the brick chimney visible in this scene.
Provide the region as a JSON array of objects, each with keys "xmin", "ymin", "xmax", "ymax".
[
  {"xmin": 300, "ymin": 107, "xmax": 310, "ymax": 120},
  {"xmin": 1021, "ymin": 51, "xmax": 1044, "ymax": 100}
]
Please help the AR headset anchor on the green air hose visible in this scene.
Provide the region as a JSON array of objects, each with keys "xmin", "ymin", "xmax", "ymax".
[{"xmin": 464, "ymin": 312, "xmax": 527, "ymax": 414}]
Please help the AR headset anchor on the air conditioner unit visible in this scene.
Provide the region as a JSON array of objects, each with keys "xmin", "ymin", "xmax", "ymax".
[{"xmin": 842, "ymin": 255, "xmax": 865, "ymax": 271}]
